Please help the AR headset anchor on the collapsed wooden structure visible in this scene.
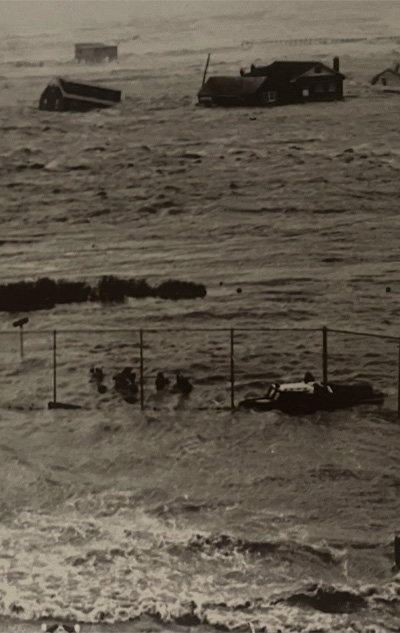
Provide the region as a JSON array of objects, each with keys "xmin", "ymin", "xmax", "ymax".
[
  {"xmin": 197, "ymin": 76, "xmax": 269, "ymax": 107},
  {"xmin": 75, "ymin": 43, "xmax": 118, "ymax": 63},
  {"xmin": 198, "ymin": 57, "xmax": 344, "ymax": 107},
  {"xmin": 39, "ymin": 77, "xmax": 121, "ymax": 112}
]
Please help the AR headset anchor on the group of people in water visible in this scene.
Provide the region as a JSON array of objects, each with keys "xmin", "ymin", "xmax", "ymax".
[{"xmin": 89, "ymin": 366, "xmax": 193, "ymax": 403}]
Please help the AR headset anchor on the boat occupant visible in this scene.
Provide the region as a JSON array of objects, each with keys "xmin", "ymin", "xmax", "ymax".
[
  {"xmin": 113, "ymin": 367, "xmax": 139, "ymax": 398},
  {"xmin": 90, "ymin": 366, "xmax": 107, "ymax": 394},
  {"xmin": 155, "ymin": 371, "xmax": 170, "ymax": 391},
  {"xmin": 173, "ymin": 370, "xmax": 193, "ymax": 395}
]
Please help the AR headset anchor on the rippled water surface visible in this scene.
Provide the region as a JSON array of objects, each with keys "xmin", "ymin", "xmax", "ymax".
[{"xmin": 1, "ymin": 1, "xmax": 400, "ymax": 630}]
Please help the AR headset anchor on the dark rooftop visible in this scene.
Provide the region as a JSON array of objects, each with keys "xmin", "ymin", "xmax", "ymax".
[{"xmin": 244, "ymin": 60, "xmax": 344, "ymax": 82}]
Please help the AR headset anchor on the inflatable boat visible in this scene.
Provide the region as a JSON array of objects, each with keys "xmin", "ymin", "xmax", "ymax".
[{"xmin": 239, "ymin": 377, "xmax": 385, "ymax": 415}]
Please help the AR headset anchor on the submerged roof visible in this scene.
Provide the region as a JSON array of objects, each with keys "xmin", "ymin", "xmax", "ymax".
[{"xmin": 47, "ymin": 77, "xmax": 121, "ymax": 105}]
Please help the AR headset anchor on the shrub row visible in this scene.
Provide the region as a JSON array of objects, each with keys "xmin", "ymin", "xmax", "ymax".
[{"xmin": 0, "ymin": 276, "xmax": 207, "ymax": 313}]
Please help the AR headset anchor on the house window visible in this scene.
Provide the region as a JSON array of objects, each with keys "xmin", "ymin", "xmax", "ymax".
[
  {"xmin": 268, "ymin": 91, "xmax": 276, "ymax": 102},
  {"xmin": 381, "ymin": 78, "xmax": 387, "ymax": 85},
  {"xmin": 328, "ymin": 82, "xmax": 336, "ymax": 92},
  {"xmin": 302, "ymin": 88, "xmax": 309, "ymax": 97}
]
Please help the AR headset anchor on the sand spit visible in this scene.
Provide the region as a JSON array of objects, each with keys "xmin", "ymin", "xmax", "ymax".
[{"xmin": 0, "ymin": 277, "xmax": 207, "ymax": 312}]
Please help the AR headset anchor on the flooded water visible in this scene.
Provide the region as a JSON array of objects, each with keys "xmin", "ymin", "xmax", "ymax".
[{"xmin": 1, "ymin": 1, "xmax": 400, "ymax": 630}]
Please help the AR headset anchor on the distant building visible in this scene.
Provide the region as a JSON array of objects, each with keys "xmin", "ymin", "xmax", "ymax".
[
  {"xmin": 242, "ymin": 59, "xmax": 344, "ymax": 105},
  {"xmin": 371, "ymin": 66, "xmax": 400, "ymax": 88},
  {"xmin": 198, "ymin": 76, "xmax": 269, "ymax": 107},
  {"xmin": 198, "ymin": 58, "xmax": 344, "ymax": 107},
  {"xmin": 39, "ymin": 77, "xmax": 121, "ymax": 112},
  {"xmin": 75, "ymin": 43, "xmax": 118, "ymax": 63}
]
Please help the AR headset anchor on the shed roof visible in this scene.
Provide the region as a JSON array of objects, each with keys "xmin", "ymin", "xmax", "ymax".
[
  {"xmin": 75, "ymin": 43, "xmax": 117, "ymax": 50},
  {"xmin": 48, "ymin": 77, "xmax": 121, "ymax": 105}
]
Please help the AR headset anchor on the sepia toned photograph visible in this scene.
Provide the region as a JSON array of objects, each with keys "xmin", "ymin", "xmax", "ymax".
[{"xmin": 1, "ymin": 0, "xmax": 400, "ymax": 631}]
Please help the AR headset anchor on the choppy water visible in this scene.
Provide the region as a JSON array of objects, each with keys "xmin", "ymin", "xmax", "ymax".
[
  {"xmin": 0, "ymin": 404, "xmax": 400, "ymax": 631},
  {"xmin": 1, "ymin": 1, "xmax": 400, "ymax": 630}
]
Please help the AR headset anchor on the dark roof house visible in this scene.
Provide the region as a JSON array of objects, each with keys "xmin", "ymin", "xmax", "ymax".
[
  {"xmin": 75, "ymin": 43, "xmax": 118, "ymax": 63},
  {"xmin": 197, "ymin": 57, "xmax": 344, "ymax": 107},
  {"xmin": 39, "ymin": 77, "xmax": 121, "ymax": 112},
  {"xmin": 198, "ymin": 76, "xmax": 269, "ymax": 107},
  {"xmin": 371, "ymin": 66, "xmax": 400, "ymax": 89},
  {"xmin": 242, "ymin": 59, "xmax": 344, "ymax": 104}
]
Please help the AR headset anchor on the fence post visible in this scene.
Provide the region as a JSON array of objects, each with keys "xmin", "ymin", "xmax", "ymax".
[
  {"xmin": 398, "ymin": 339, "xmax": 400, "ymax": 418},
  {"xmin": 12, "ymin": 318, "xmax": 29, "ymax": 360},
  {"xmin": 53, "ymin": 329, "xmax": 57, "ymax": 404},
  {"xmin": 19, "ymin": 326, "xmax": 24, "ymax": 360},
  {"xmin": 140, "ymin": 329, "xmax": 144, "ymax": 411},
  {"xmin": 395, "ymin": 534, "xmax": 400, "ymax": 568},
  {"xmin": 322, "ymin": 326, "xmax": 328, "ymax": 384},
  {"xmin": 230, "ymin": 328, "xmax": 235, "ymax": 410}
]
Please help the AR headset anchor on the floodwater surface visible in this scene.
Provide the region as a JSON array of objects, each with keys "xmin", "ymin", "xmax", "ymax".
[{"xmin": 1, "ymin": 1, "xmax": 400, "ymax": 630}]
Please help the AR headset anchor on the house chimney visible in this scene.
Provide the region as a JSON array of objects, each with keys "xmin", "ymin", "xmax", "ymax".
[{"xmin": 333, "ymin": 57, "xmax": 340, "ymax": 73}]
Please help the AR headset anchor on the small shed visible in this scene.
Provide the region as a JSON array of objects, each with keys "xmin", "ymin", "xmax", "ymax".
[
  {"xmin": 39, "ymin": 77, "xmax": 121, "ymax": 112},
  {"xmin": 198, "ymin": 76, "xmax": 269, "ymax": 107},
  {"xmin": 371, "ymin": 66, "xmax": 400, "ymax": 88},
  {"xmin": 75, "ymin": 43, "xmax": 118, "ymax": 63},
  {"xmin": 242, "ymin": 59, "xmax": 344, "ymax": 105}
]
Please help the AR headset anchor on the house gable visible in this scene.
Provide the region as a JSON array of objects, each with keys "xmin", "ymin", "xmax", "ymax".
[
  {"xmin": 371, "ymin": 68, "xmax": 400, "ymax": 86},
  {"xmin": 293, "ymin": 64, "xmax": 344, "ymax": 81}
]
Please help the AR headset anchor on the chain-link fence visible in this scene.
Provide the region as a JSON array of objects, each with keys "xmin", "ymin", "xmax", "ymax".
[
  {"xmin": 0, "ymin": 326, "xmax": 399, "ymax": 413},
  {"xmin": 0, "ymin": 329, "xmax": 54, "ymax": 410}
]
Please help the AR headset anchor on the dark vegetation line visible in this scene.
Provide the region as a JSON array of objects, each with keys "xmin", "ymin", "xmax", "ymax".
[{"xmin": 0, "ymin": 276, "xmax": 207, "ymax": 313}]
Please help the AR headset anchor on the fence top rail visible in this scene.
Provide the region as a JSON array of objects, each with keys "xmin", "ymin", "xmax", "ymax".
[
  {"xmin": 0, "ymin": 326, "xmax": 397, "ymax": 339},
  {"xmin": 0, "ymin": 326, "xmax": 321, "ymax": 335},
  {"xmin": 329, "ymin": 328, "xmax": 400, "ymax": 342}
]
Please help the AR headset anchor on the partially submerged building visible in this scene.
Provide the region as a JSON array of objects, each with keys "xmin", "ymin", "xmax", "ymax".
[
  {"xmin": 242, "ymin": 59, "xmax": 344, "ymax": 105},
  {"xmin": 371, "ymin": 65, "xmax": 400, "ymax": 89},
  {"xmin": 198, "ymin": 57, "xmax": 344, "ymax": 107},
  {"xmin": 75, "ymin": 43, "xmax": 118, "ymax": 63},
  {"xmin": 39, "ymin": 77, "xmax": 121, "ymax": 112}
]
